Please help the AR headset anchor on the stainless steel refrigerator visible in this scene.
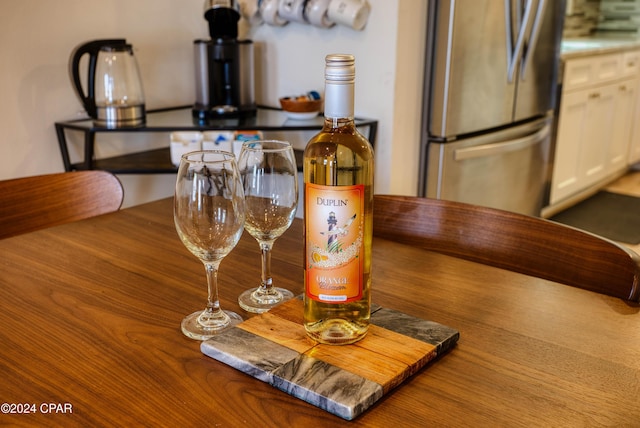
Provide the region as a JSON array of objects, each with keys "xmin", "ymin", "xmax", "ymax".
[{"xmin": 418, "ymin": 0, "xmax": 565, "ymax": 215}]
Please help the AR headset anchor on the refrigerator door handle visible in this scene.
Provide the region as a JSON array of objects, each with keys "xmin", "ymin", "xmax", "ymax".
[
  {"xmin": 506, "ymin": 0, "xmax": 533, "ymax": 83},
  {"xmin": 505, "ymin": 0, "xmax": 513, "ymax": 70},
  {"xmin": 520, "ymin": 0, "xmax": 546, "ymax": 80},
  {"xmin": 453, "ymin": 123, "xmax": 550, "ymax": 161}
]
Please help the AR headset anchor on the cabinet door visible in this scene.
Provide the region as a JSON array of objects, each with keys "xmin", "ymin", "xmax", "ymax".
[
  {"xmin": 551, "ymin": 90, "xmax": 587, "ymax": 204},
  {"xmin": 551, "ymin": 83, "xmax": 617, "ymax": 204},
  {"xmin": 629, "ymin": 80, "xmax": 640, "ymax": 164},
  {"xmin": 610, "ymin": 79, "xmax": 637, "ymax": 173},
  {"xmin": 580, "ymin": 83, "xmax": 616, "ymax": 188}
]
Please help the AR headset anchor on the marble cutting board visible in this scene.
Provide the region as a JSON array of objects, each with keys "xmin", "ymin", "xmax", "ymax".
[{"xmin": 201, "ymin": 298, "xmax": 459, "ymax": 420}]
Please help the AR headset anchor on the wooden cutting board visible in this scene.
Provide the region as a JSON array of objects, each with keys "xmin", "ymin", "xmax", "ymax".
[{"xmin": 201, "ymin": 298, "xmax": 459, "ymax": 420}]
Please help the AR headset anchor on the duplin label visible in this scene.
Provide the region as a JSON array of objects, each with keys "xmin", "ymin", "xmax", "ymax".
[{"xmin": 305, "ymin": 183, "xmax": 364, "ymax": 303}]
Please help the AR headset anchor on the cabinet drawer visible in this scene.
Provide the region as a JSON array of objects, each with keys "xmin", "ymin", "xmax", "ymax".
[
  {"xmin": 563, "ymin": 53, "xmax": 622, "ymax": 91},
  {"xmin": 622, "ymin": 50, "xmax": 640, "ymax": 77}
]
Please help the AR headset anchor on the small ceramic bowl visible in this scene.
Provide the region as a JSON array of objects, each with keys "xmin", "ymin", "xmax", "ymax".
[{"xmin": 279, "ymin": 96, "xmax": 322, "ymax": 120}]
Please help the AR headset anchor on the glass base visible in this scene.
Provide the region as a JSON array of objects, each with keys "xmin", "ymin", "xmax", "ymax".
[
  {"xmin": 238, "ymin": 287, "xmax": 294, "ymax": 314},
  {"xmin": 181, "ymin": 309, "xmax": 243, "ymax": 340}
]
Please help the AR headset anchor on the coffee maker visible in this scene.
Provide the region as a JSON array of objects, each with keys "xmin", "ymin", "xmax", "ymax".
[{"xmin": 193, "ymin": 0, "xmax": 256, "ymax": 123}]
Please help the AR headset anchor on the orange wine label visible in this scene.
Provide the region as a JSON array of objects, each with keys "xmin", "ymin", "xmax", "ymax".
[{"xmin": 305, "ymin": 183, "xmax": 364, "ymax": 303}]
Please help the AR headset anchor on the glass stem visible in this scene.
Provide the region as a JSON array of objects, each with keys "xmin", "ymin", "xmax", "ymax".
[
  {"xmin": 259, "ymin": 241, "xmax": 274, "ymax": 293},
  {"xmin": 204, "ymin": 262, "xmax": 224, "ymax": 315}
]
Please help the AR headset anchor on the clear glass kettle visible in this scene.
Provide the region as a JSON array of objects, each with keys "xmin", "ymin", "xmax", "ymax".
[{"xmin": 69, "ymin": 39, "xmax": 146, "ymax": 128}]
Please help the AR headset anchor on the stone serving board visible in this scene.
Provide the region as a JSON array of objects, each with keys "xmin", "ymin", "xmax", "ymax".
[{"xmin": 201, "ymin": 298, "xmax": 459, "ymax": 420}]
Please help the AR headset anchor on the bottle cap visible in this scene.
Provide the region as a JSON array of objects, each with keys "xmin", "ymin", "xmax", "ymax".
[{"xmin": 325, "ymin": 54, "xmax": 355, "ymax": 83}]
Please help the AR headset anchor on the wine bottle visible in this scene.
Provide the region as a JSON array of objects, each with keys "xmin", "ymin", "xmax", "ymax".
[{"xmin": 303, "ymin": 54, "xmax": 374, "ymax": 345}]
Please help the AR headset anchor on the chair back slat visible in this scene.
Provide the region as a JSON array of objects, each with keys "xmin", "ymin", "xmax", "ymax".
[
  {"xmin": 373, "ymin": 195, "xmax": 640, "ymax": 302},
  {"xmin": 0, "ymin": 171, "xmax": 124, "ymax": 240}
]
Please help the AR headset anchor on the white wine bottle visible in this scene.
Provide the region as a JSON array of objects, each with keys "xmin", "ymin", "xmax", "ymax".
[{"xmin": 303, "ymin": 54, "xmax": 374, "ymax": 345}]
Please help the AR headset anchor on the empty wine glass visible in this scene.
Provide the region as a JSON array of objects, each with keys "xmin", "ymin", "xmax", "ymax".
[
  {"xmin": 237, "ymin": 140, "xmax": 298, "ymax": 313},
  {"xmin": 174, "ymin": 150, "xmax": 245, "ymax": 340}
]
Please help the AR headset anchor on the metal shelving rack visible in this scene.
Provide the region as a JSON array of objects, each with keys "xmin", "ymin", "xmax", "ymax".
[{"xmin": 55, "ymin": 105, "xmax": 378, "ymax": 174}]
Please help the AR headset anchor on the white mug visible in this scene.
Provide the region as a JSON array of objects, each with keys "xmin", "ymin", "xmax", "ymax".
[
  {"xmin": 239, "ymin": 0, "xmax": 263, "ymax": 25},
  {"xmin": 305, "ymin": 0, "xmax": 335, "ymax": 28},
  {"xmin": 260, "ymin": 0, "xmax": 289, "ymax": 26},
  {"xmin": 327, "ymin": 0, "xmax": 370, "ymax": 31},
  {"xmin": 278, "ymin": 0, "xmax": 306, "ymax": 24}
]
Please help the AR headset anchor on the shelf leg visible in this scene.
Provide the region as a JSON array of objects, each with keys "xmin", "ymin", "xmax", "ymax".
[
  {"xmin": 83, "ymin": 131, "xmax": 96, "ymax": 170},
  {"xmin": 55, "ymin": 124, "xmax": 72, "ymax": 172}
]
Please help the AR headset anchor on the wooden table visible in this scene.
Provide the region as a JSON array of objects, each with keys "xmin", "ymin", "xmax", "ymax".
[{"xmin": 1, "ymin": 198, "xmax": 638, "ymax": 427}]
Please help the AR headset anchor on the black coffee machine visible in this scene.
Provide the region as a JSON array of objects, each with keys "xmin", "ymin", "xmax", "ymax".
[{"xmin": 193, "ymin": 0, "xmax": 256, "ymax": 123}]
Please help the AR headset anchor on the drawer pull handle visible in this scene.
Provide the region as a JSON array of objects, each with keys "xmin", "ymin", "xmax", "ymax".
[{"xmin": 589, "ymin": 92, "xmax": 600, "ymax": 99}]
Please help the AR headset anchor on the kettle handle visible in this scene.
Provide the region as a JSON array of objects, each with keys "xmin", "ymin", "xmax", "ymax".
[{"xmin": 69, "ymin": 39, "xmax": 127, "ymax": 118}]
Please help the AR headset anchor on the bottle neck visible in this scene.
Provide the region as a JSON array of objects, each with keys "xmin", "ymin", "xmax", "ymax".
[{"xmin": 324, "ymin": 80, "xmax": 355, "ymax": 121}]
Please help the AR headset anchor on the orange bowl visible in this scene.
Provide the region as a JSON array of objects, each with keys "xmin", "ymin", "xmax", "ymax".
[{"xmin": 279, "ymin": 96, "xmax": 323, "ymax": 113}]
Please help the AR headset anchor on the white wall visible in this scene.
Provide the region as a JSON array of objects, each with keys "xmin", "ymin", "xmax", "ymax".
[{"xmin": 0, "ymin": 0, "xmax": 427, "ymax": 207}]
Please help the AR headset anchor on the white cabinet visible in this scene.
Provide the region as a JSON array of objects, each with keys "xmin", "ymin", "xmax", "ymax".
[
  {"xmin": 630, "ymin": 114, "xmax": 640, "ymax": 164},
  {"xmin": 562, "ymin": 54, "xmax": 621, "ymax": 90},
  {"xmin": 623, "ymin": 50, "xmax": 640, "ymax": 164},
  {"xmin": 581, "ymin": 83, "xmax": 617, "ymax": 187},
  {"xmin": 550, "ymin": 50, "xmax": 640, "ymax": 205},
  {"xmin": 552, "ymin": 83, "xmax": 615, "ymax": 202},
  {"xmin": 628, "ymin": 55, "xmax": 640, "ymax": 164},
  {"xmin": 551, "ymin": 90, "xmax": 583, "ymax": 202},
  {"xmin": 611, "ymin": 79, "xmax": 638, "ymax": 171}
]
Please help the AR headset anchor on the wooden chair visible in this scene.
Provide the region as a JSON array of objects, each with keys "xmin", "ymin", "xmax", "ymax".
[
  {"xmin": 373, "ymin": 195, "xmax": 640, "ymax": 302},
  {"xmin": 0, "ymin": 171, "xmax": 124, "ymax": 240}
]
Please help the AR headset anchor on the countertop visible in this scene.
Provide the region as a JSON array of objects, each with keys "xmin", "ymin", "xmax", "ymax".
[{"xmin": 561, "ymin": 35, "xmax": 640, "ymax": 59}]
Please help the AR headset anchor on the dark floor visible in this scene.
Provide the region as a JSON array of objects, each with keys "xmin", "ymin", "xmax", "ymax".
[{"xmin": 603, "ymin": 170, "xmax": 640, "ymax": 253}]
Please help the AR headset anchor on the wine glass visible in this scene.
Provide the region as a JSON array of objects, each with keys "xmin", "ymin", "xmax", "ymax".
[
  {"xmin": 237, "ymin": 140, "xmax": 298, "ymax": 313},
  {"xmin": 174, "ymin": 150, "xmax": 245, "ymax": 340}
]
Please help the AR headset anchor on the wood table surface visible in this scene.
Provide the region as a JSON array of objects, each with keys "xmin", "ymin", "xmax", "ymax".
[{"xmin": 1, "ymin": 198, "xmax": 638, "ymax": 427}]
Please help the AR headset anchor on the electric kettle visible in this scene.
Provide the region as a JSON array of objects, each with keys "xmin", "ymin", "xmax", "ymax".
[{"xmin": 69, "ymin": 39, "xmax": 146, "ymax": 128}]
